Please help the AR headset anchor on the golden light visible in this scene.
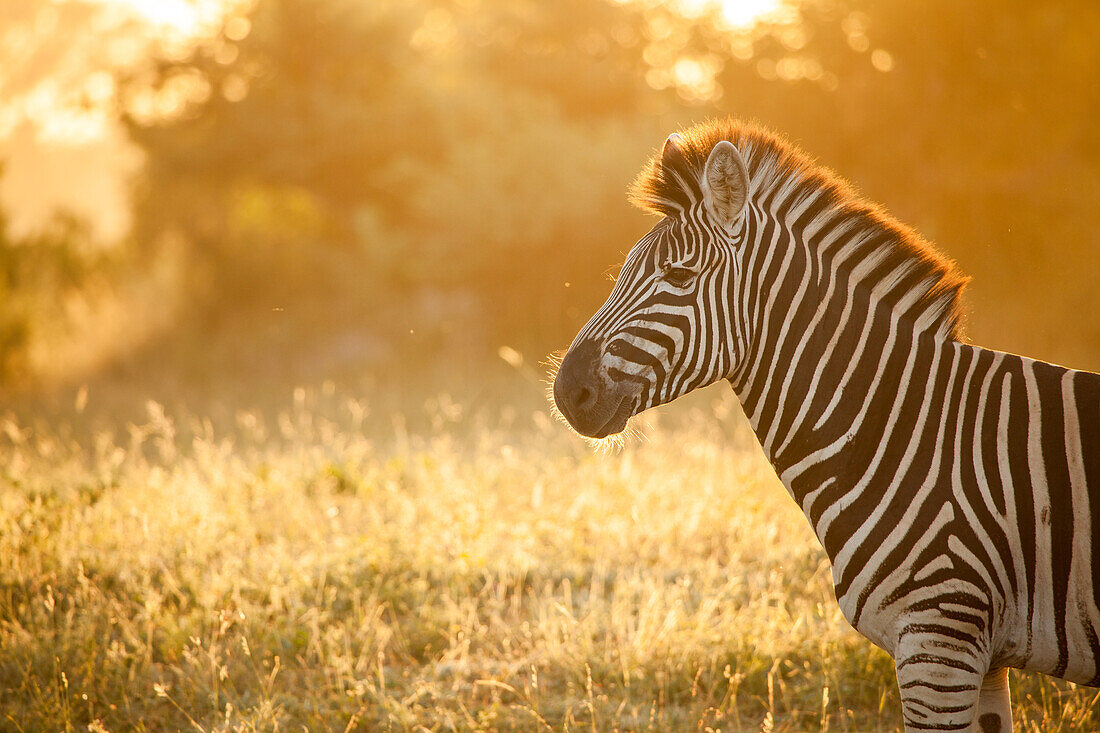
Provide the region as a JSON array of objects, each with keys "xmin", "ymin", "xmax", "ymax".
[
  {"xmin": 0, "ymin": 0, "xmax": 246, "ymax": 242},
  {"xmin": 674, "ymin": 0, "xmax": 784, "ymax": 29},
  {"xmin": 871, "ymin": 48, "xmax": 895, "ymax": 72},
  {"xmin": 81, "ymin": 0, "xmax": 239, "ymax": 39},
  {"xmin": 99, "ymin": 0, "xmax": 198, "ymax": 32},
  {"xmin": 2, "ymin": 0, "xmax": 248, "ymax": 145},
  {"xmin": 633, "ymin": 0, "xmax": 790, "ymax": 101},
  {"xmin": 671, "ymin": 56, "xmax": 721, "ymax": 101}
]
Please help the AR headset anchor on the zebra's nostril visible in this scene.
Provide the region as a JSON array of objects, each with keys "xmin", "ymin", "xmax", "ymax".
[{"xmin": 553, "ymin": 338, "xmax": 602, "ymax": 423}]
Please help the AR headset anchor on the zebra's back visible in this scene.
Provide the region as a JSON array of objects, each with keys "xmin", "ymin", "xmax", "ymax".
[
  {"xmin": 830, "ymin": 340, "xmax": 1100, "ymax": 686},
  {"xmin": 993, "ymin": 350, "xmax": 1100, "ymax": 684}
]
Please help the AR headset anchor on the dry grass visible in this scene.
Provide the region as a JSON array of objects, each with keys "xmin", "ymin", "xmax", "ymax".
[{"xmin": 1, "ymin": 385, "xmax": 1098, "ymax": 731}]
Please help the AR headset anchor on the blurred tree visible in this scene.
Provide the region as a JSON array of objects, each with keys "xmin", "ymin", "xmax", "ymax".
[
  {"xmin": 121, "ymin": 0, "xmax": 668, "ymax": 340},
  {"xmin": 0, "ymin": 162, "xmax": 99, "ymax": 386},
  {"xmin": 119, "ymin": 0, "xmax": 1100, "ymax": 363},
  {"xmin": 449, "ymin": 0, "xmax": 655, "ymax": 119},
  {"xmin": 0, "ymin": 163, "xmax": 27, "ymax": 383},
  {"xmin": 122, "ymin": 0, "xmax": 440, "ymax": 298}
]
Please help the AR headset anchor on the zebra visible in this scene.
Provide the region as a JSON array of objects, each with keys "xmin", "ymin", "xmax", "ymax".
[{"xmin": 552, "ymin": 119, "xmax": 1100, "ymax": 732}]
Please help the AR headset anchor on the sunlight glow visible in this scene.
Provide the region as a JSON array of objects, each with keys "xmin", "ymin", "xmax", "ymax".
[
  {"xmin": 671, "ymin": 56, "xmax": 721, "ymax": 101},
  {"xmin": 0, "ymin": 0, "xmax": 247, "ymax": 145},
  {"xmin": 675, "ymin": 0, "xmax": 784, "ymax": 29},
  {"xmin": 630, "ymin": 0, "xmax": 796, "ymax": 100},
  {"xmin": 79, "ymin": 0, "xmax": 238, "ymax": 39}
]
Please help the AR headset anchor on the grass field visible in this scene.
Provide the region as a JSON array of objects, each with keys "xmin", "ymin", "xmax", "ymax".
[{"xmin": 2, "ymin": 381, "xmax": 1098, "ymax": 731}]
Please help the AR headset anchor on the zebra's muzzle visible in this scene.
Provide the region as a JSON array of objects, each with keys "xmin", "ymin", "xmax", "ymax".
[{"xmin": 553, "ymin": 339, "xmax": 636, "ymax": 438}]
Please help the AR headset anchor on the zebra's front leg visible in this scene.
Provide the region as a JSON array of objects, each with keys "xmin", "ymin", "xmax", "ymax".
[
  {"xmin": 973, "ymin": 668, "xmax": 1011, "ymax": 733},
  {"xmin": 893, "ymin": 634, "xmax": 988, "ymax": 732}
]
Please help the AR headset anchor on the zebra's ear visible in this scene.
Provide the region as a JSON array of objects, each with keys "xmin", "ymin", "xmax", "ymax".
[
  {"xmin": 703, "ymin": 141, "xmax": 749, "ymax": 233},
  {"xmin": 661, "ymin": 133, "xmax": 687, "ymax": 169},
  {"xmin": 660, "ymin": 133, "xmax": 694, "ymax": 193}
]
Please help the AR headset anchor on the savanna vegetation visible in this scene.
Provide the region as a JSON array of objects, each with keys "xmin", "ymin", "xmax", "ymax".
[
  {"xmin": 1, "ymin": 0, "xmax": 1099, "ymax": 729},
  {"xmin": 4, "ymin": 386, "xmax": 1100, "ymax": 731}
]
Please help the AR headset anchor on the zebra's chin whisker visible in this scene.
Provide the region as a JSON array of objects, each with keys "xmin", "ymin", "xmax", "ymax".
[
  {"xmin": 543, "ymin": 351, "xmax": 571, "ymax": 428},
  {"xmin": 581, "ymin": 411, "xmax": 645, "ymax": 455},
  {"xmin": 582, "ymin": 430, "xmax": 626, "ymax": 454},
  {"xmin": 548, "ymin": 396, "xmax": 620, "ymax": 446},
  {"xmin": 546, "ymin": 395, "xmax": 572, "ymax": 431},
  {"xmin": 549, "ymin": 388, "xmax": 643, "ymax": 450},
  {"xmin": 541, "ymin": 350, "xmax": 565, "ymax": 380}
]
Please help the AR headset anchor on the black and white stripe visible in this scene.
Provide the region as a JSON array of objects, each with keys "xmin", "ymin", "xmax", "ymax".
[{"xmin": 553, "ymin": 120, "xmax": 1100, "ymax": 732}]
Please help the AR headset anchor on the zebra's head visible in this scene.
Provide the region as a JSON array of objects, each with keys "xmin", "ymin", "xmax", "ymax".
[{"xmin": 554, "ymin": 132, "xmax": 751, "ymax": 439}]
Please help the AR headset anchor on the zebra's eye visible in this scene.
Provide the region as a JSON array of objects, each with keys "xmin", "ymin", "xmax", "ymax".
[{"xmin": 663, "ymin": 266, "xmax": 696, "ymax": 287}]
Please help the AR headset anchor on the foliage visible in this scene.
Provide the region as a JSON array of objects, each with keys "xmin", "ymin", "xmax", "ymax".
[{"xmin": 0, "ymin": 195, "xmax": 100, "ymax": 386}]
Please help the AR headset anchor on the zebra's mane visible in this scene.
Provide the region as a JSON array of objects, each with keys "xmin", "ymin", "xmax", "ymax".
[{"xmin": 629, "ymin": 118, "xmax": 970, "ymax": 341}]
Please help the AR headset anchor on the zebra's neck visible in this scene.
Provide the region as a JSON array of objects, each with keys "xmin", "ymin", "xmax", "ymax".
[
  {"xmin": 734, "ymin": 286, "xmax": 961, "ymax": 556},
  {"xmin": 724, "ymin": 184, "xmax": 968, "ymax": 551}
]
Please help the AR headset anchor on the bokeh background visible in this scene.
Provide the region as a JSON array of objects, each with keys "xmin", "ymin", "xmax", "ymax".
[
  {"xmin": 0, "ymin": 0, "xmax": 1097, "ymax": 415},
  {"xmin": 2, "ymin": 2, "xmax": 1100, "ymax": 730}
]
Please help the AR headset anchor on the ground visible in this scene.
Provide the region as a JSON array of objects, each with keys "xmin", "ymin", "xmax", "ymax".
[{"xmin": 1, "ymin": 372, "xmax": 1098, "ymax": 731}]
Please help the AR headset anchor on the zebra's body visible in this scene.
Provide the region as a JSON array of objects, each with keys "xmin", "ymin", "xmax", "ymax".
[{"xmin": 552, "ymin": 119, "xmax": 1100, "ymax": 731}]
